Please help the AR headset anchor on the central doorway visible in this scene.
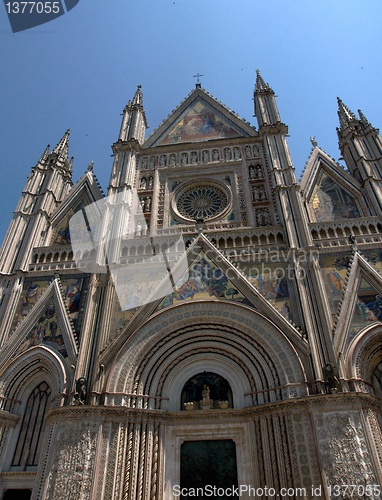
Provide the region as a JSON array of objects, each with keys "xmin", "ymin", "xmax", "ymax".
[{"xmin": 180, "ymin": 439, "xmax": 238, "ymax": 499}]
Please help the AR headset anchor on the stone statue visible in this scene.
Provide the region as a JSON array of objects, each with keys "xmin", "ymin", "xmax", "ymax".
[
  {"xmin": 144, "ymin": 197, "xmax": 151, "ymax": 212},
  {"xmin": 255, "ymin": 164, "xmax": 263, "ymax": 178},
  {"xmin": 201, "ymin": 384, "xmax": 212, "ymax": 408},
  {"xmin": 135, "ymin": 222, "xmax": 143, "ymax": 237},
  {"xmin": 224, "ymin": 148, "xmax": 232, "ymax": 161},
  {"xmin": 73, "ymin": 377, "xmax": 87, "ymax": 405},
  {"xmin": 160, "ymin": 155, "xmax": 167, "ymax": 167},
  {"xmin": 233, "ymin": 147, "xmax": 241, "ymax": 159},
  {"xmin": 310, "ymin": 136, "xmax": 318, "ymax": 147},
  {"xmin": 181, "ymin": 153, "xmax": 188, "ymax": 165},
  {"xmin": 323, "ymin": 363, "xmax": 339, "ymax": 393}
]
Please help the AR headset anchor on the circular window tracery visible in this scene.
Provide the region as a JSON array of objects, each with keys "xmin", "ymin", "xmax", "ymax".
[{"xmin": 173, "ymin": 181, "xmax": 231, "ymax": 222}]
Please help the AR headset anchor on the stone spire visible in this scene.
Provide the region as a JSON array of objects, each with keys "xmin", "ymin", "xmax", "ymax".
[
  {"xmin": 0, "ymin": 131, "xmax": 73, "ymax": 274},
  {"xmin": 337, "ymin": 98, "xmax": 382, "ymax": 212},
  {"xmin": 118, "ymin": 85, "xmax": 147, "ymax": 144}
]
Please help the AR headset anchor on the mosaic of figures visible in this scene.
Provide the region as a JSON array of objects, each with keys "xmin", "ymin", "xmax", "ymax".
[
  {"xmin": 159, "ymin": 254, "xmax": 250, "ymax": 310},
  {"xmin": 108, "ymin": 290, "xmax": 138, "ymax": 343},
  {"xmin": 11, "ymin": 276, "xmax": 87, "ymax": 336},
  {"xmin": 240, "ymin": 262, "xmax": 292, "ymax": 321},
  {"xmin": 320, "ymin": 250, "xmax": 382, "ymax": 338},
  {"xmin": 309, "ymin": 172, "xmax": 361, "ymax": 222},
  {"xmin": 53, "ymin": 200, "xmax": 87, "ymax": 245},
  {"xmin": 349, "ymin": 277, "xmax": 382, "ymax": 339},
  {"xmin": 15, "ymin": 300, "xmax": 68, "ymax": 359},
  {"xmin": 157, "ymin": 99, "xmax": 242, "ymax": 145},
  {"xmin": 320, "ymin": 253, "xmax": 350, "ymax": 316}
]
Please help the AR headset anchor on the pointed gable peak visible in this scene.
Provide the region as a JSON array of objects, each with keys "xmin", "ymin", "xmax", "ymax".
[
  {"xmin": 337, "ymin": 98, "xmax": 357, "ymax": 128},
  {"xmin": 255, "ymin": 69, "xmax": 272, "ymax": 93},
  {"xmin": 52, "ymin": 129, "xmax": 70, "ymax": 160}
]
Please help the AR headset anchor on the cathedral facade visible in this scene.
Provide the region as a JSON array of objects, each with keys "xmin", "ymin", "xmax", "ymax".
[{"xmin": 0, "ymin": 72, "xmax": 382, "ymax": 499}]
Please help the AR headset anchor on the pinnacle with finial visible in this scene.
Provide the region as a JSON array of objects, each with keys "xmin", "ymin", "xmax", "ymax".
[
  {"xmin": 255, "ymin": 69, "xmax": 272, "ymax": 92},
  {"xmin": 337, "ymin": 98, "xmax": 357, "ymax": 129},
  {"xmin": 132, "ymin": 85, "xmax": 143, "ymax": 106},
  {"xmin": 52, "ymin": 129, "xmax": 70, "ymax": 161}
]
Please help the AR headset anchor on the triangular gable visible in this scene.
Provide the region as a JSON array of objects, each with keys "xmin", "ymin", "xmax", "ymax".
[
  {"xmin": 300, "ymin": 147, "xmax": 364, "ymax": 222},
  {"xmin": 9, "ymin": 275, "xmax": 88, "ymax": 340},
  {"xmin": 49, "ymin": 170, "xmax": 104, "ymax": 246},
  {"xmin": 0, "ymin": 279, "xmax": 78, "ymax": 369},
  {"xmin": 334, "ymin": 252, "xmax": 382, "ymax": 355},
  {"xmin": 100, "ymin": 233, "xmax": 308, "ymax": 367},
  {"xmin": 144, "ymin": 88, "xmax": 256, "ymax": 148}
]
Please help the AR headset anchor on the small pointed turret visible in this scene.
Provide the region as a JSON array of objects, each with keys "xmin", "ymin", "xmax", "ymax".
[
  {"xmin": 358, "ymin": 108, "xmax": 370, "ymax": 126},
  {"xmin": 68, "ymin": 156, "xmax": 74, "ymax": 171},
  {"xmin": 52, "ymin": 129, "xmax": 70, "ymax": 161},
  {"xmin": 39, "ymin": 144, "xmax": 50, "ymax": 165},
  {"xmin": 337, "ymin": 98, "xmax": 357, "ymax": 130}
]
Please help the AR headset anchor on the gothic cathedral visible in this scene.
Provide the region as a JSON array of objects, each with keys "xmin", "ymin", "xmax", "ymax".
[{"xmin": 0, "ymin": 72, "xmax": 382, "ymax": 499}]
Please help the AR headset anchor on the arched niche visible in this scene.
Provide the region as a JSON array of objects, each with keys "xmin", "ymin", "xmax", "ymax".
[{"xmin": 181, "ymin": 371, "xmax": 233, "ymax": 411}]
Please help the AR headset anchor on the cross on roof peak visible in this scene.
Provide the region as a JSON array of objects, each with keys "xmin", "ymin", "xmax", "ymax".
[{"xmin": 193, "ymin": 73, "xmax": 204, "ymax": 88}]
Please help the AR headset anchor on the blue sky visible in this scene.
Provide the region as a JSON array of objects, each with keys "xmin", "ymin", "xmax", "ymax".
[{"xmin": 0, "ymin": 0, "xmax": 381, "ymax": 242}]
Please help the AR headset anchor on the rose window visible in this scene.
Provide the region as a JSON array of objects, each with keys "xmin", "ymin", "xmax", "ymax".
[{"xmin": 176, "ymin": 184, "xmax": 229, "ymax": 220}]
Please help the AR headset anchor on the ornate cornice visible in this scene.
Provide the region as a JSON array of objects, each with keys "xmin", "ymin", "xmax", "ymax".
[{"xmin": 45, "ymin": 392, "xmax": 381, "ymax": 425}]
